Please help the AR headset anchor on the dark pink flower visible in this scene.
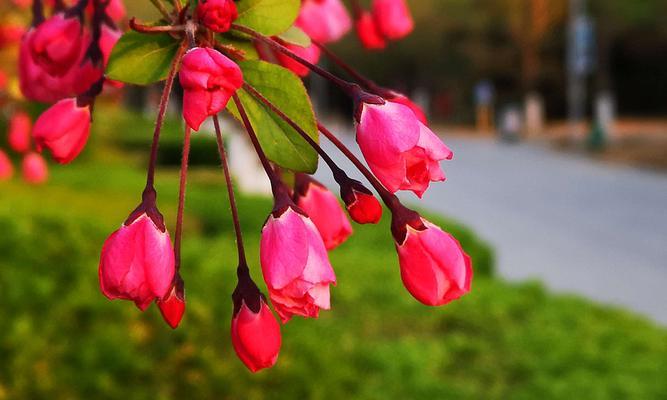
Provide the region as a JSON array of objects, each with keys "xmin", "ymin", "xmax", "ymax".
[
  {"xmin": 0, "ymin": 150, "xmax": 14, "ymax": 181},
  {"xmin": 179, "ymin": 47, "xmax": 243, "ymax": 131},
  {"xmin": 356, "ymin": 101, "xmax": 452, "ymax": 197},
  {"xmin": 99, "ymin": 213, "xmax": 176, "ymax": 310},
  {"xmin": 372, "ymin": 0, "xmax": 414, "ymax": 40},
  {"xmin": 33, "ymin": 98, "xmax": 91, "ymax": 164},
  {"xmin": 296, "ymin": 0, "xmax": 352, "ymax": 44},
  {"xmin": 394, "ymin": 218, "xmax": 472, "ymax": 306},
  {"xmin": 275, "ymin": 42, "xmax": 321, "ymax": 77},
  {"xmin": 295, "ymin": 175, "xmax": 352, "ymax": 250},
  {"xmin": 260, "ymin": 206, "xmax": 336, "ymax": 322},
  {"xmin": 355, "ymin": 11, "xmax": 386, "ymax": 50},
  {"xmin": 22, "ymin": 152, "xmax": 48, "ymax": 184},
  {"xmin": 30, "ymin": 13, "xmax": 84, "ymax": 77},
  {"xmin": 8, "ymin": 112, "xmax": 32, "ymax": 153},
  {"xmin": 197, "ymin": 0, "xmax": 238, "ymax": 33},
  {"xmin": 231, "ymin": 300, "xmax": 281, "ymax": 372},
  {"xmin": 157, "ymin": 276, "xmax": 186, "ymax": 329}
]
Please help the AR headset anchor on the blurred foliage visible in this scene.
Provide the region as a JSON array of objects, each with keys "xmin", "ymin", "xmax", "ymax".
[{"xmin": 0, "ymin": 106, "xmax": 666, "ymax": 399}]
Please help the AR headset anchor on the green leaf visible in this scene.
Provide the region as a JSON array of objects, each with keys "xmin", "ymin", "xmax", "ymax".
[
  {"xmin": 106, "ymin": 31, "xmax": 180, "ymax": 85},
  {"xmin": 227, "ymin": 60, "xmax": 319, "ymax": 173},
  {"xmin": 235, "ymin": 0, "xmax": 300, "ymax": 36},
  {"xmin": 278, "ymin": 26, "xmax": 312, "ymax": 47}
]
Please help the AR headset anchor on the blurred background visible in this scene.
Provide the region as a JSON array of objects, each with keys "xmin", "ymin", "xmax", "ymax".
[{"xmin": 1, "ymin": 0, "xmax": 666, "ymax": 399}]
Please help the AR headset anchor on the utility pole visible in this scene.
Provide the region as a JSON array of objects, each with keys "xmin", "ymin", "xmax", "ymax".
[{"xmin": 567, "ymin": 0, "xmax": 593, "ymax": 142}]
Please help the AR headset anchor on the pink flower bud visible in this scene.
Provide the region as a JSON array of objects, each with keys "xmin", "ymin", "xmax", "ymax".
[
  {"xmin": 30, "ymin": 13, "xmax": 84, "ymax": 77},
  {"xmin": 372, "ymin": 0, "xmax": 414, "ymax": 40},
  {"xmin": 157, "ymin": 276, "xmax": 185, "ymax": 329},
  {"xmin": 197, "ymin": 0, "xmax": 238, "ymax": 33},
  {"xmin": 33, "ymin": 98, "xmax": 91, "ymax": 164},
  {"xmin": 356, "ymin": 101, "xmax": 452, "ymax": 197},
  {"xmin": 99, "ymin": 213, "xmax": 176, "ymax": 310},
  {"xmin": 179, "ymin": 47, "xmax": 243, "ymax": 131},
  {"xmin": 296, "ymin": 0, "xmax": 352, "ymax": 44},
  {"xmin": 341, "ymin": 182, "xmax": 383, "ymax": 225},
  {"xmin": 275, "ymin": 42, "xmax": 321, "ymax": 77},
  {"xmin": 231, "ymin": 300, "xmax": 281, "ymax": 372},
  {"xmin": 19, "ymin": 27, "xmax": 83, "ymax": 103},
  {"xmin": 8, "ymin": 112, "xmax": 32, "ymax": 153},
  {"xmin": 22, "ymin": 152, "xmax": 48, "ymax": 184},
  {"xmin": 85, "ymin": 0, "xmax": 126, "ymax": 23},
  {"xmin": 260, "ymin": 206, "xmax": 336, "ymax": 322},
  {"xmin": 355, "ymin": 11, "xmax": 386, "ymax": 50},
  {"xmin": 0, "ymin": 150, "xmax": 14, "ymax": 181},
  {"xmin": 295, "ymin": 175, "xmax": 352, "ymax": 250},
  {"xmin": 394, "ymin": 218, "xmax": 472, "ymax": 306}
]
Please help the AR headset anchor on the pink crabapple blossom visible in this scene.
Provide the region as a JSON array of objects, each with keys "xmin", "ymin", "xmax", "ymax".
[
  {"xmin": 296, "ymin": 0, "xmax": 352, "ymax": 44},
  {"xmin": 260, "ymin": 206, "xmax": 336, "ymax": 322},
  {"xmin": 21, "ymin": 152, "xmax": 48, "ymax": 184},
  {"xmin": 231, "ymin": 300, "xmax": 282, "ymax": 372},
  {"xmin": 33, "ymin": 98, "xmax": 91, "ymax": 164},
  {"xmin": 356, "ymin": 101, "xmax": 452, "ymax": 198},
  {"xmin": 8, "ymin": 112, "xmax": 32, "ymax": 153},
  {"xmin": 0, "ymin": 150, "xmax": 14, "ymax": 181},
  {"xmin": 179, "ymin": 47, "xmax": 244, "ymax": 131},
  {"xmin": 196, "ymin": 0, "xmax": 238, "ymax": 33},
  {"xmin": 99, "ymin": 213, "xmax": 176, "ymax": 310},
  {"xmin": 294, "ymin": 175, "xmax": 353, "ymax": 250}
]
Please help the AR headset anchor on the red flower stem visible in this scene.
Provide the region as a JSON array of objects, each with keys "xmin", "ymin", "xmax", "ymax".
[
  {"xmin": 173, "ymin": 125, "xmax": 192, "ymax": 271},
  {"xmin": 230, "ymin": 24, "xmax": 358, "ymax": 95},
  {"xmin": 31, "ymin": 0, "xmax": 44, "ymax": 26},
  {"xmin": 129, "ymin": 18, "xmax": 186, "ymax": 34},
  {"xmin": 314, "ymin": 41, "xmax": 391, "ymax": 97},
  {"xmin": 145, "ymin": 40, "xmax": 187, "ymax": 190},
  {"xmin": 231, "ymin": 94, "xmax": 282, "ymax": 192},
  {"xmin": 212, "ymin": 114, "xmax": 248, "ymax": 268},
  {"xmin": 242, "ymin": 83, "xmax": 348, "ymax": 182},
  {"xmin": 317, "ymin": 122, "xmax": 400, "ymax": 209},
  {"xmin": 150, "ymin": 0, "xmax": 173, "ymax": 21}
]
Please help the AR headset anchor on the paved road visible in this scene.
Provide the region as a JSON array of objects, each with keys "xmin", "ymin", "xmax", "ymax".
[{"xmin": 316, "ymin": 126, "xmax": 667, "ymax": 325}]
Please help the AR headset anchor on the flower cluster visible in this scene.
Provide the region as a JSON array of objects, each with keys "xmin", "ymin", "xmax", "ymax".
[{"xmin": 17, "ymin": 0, "xmax": 473, "ymax": 373}]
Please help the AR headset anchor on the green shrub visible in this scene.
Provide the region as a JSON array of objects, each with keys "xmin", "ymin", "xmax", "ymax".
[{"xmin": 0, "ymin": 164, "xmax": 664, "ymax": 400}]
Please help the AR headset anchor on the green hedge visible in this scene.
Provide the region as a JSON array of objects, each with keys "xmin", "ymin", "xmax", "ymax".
[{"xmin": 0, "ymin": 161, "xmax": 665, "ymax": 399}]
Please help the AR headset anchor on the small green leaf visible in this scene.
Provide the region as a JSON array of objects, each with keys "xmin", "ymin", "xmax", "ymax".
[
  {"xmin": 227, "ymin": 60, "xmax": 319, "ymax": 173},
  {"xmin": 278, "ymin": 26, "xmax": 312, "ymax": 47},
  {"xmin": 235, "ymin": 0, "xmax": 300, "ymax": 36},
  {"xmin": 106, "ymin": 31, "xmax": 180, "ymax": 85}
]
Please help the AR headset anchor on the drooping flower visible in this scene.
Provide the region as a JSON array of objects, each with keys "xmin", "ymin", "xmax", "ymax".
[
  {"xmin": 356, "ymin": 101, "xmax": 452, "ymax": 197},
  {"xmin": 0, "ymin": 150, "xmax": 14, "ymax": 181},
  {"xmin": 8, "ymin": 112, "xmax": 32, "ymax": 153},
  {"xmin": 99, "ymin": 209, "xmax": 176, "ymax": 311},
  {"xmin": 296, "ymin": 0, "xmax": 352, "ymax": 44},
  {"xmin": 393, "ymin": 215, "xmax": 472, "ymax": 306},
  {"xmin": 197, "ymin": 0, "xmax": 238, "ymax": 33},
  {"xmin": 22, "ymin": 152, "xmax": 48, "ymax": 184},
  {"xmin": 260, "ymin": 206, "xmax": 336, "ymax": 322},
  {"xmin": 372, "ymin": 0, "xmax": 414, "ymax": 40},
  {"xmin": 355, "ymin": 10, "xmax": 386, "ymax": 50},
  {"xmin": 179, "ymin": 47, "xmax": 243, "ymax": 131},
  {"xmin": 294, "ymin": 175, "xmax": 352, "ymax": 250},
  {"xmin": 33, "ymin": 98, "xmax": 91, "ymax": 164},
  {"xmin": 157, "ymin": 275, "xmax": 186, "ymax": 329},
  {"xmin": 274, "ymin": 42, "xmax": 321, "ymax": 77},
  {"xmin": 340, "ymin": 179, "xmax": 383, "ymax": 224},
  {"xmin": 29, "ymin": 13, "xmax": 84, "ymax": 77}
]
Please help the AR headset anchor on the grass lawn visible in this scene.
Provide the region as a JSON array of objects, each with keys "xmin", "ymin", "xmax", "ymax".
[{"xmin": 0, "ymin": 107, "xmax": 665, "ymax": 399}]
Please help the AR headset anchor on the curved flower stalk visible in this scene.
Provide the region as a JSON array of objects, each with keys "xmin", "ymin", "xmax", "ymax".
[{"xmin": 14, "ymin": 0, "xmax": 472, "ymax": 373}]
